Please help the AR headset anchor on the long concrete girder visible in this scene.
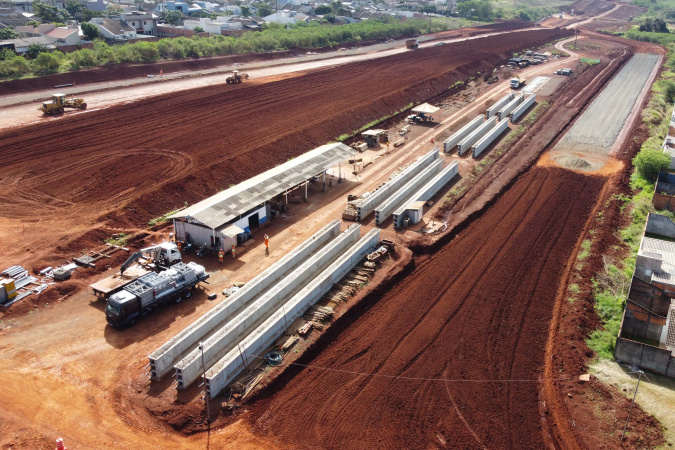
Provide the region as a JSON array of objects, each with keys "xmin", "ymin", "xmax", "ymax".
[
  {"xmin": 205, "ymin": 228, "xmax": 381, "ymax": 398},
  {"xmin": 174, "ymin": 224, "xmax": 362, "ymax": 389},
  {"xmin": 148, "ymin": 220, "xmax": 341, "ymax": 379}
]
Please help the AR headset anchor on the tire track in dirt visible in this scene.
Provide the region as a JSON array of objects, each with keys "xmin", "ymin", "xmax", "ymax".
[{"xmin": 249, "ymin": 167, "xmax": 605, "ymax": 449}]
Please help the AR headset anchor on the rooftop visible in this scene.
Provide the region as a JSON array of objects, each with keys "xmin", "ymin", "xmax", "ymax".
[
  {"xmin": 170, "ymin": 143, "xmax": 357, "ymax": 229},
  {"xmin": 641, "ymin": 237, "xmax": 675, "ymax": 286}
]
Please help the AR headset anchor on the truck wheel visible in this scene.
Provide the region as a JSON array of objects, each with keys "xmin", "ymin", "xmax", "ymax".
[
  {"xmin": 183, "ymin": 290, "xmax": 192, "ymax": 299},
  {"xmin": 80, "ymin": 103, "xmax": 87, "ymax": 110}
]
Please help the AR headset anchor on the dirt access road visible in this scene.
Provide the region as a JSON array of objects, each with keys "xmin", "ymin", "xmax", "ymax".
[
  {"xmin": 0, "ymin": 28, "xmax": 570, "ymax": 271},
  {"xmin": 250, "ymin": 167, "xmax": 605, "ymax": 449},
  {"xmin": 0, "ymin": 26, "xmax": 539, "ymax": 130}
]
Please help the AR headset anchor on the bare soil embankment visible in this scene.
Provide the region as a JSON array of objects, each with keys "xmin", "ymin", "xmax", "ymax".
[{"xmin": 0, "ymin": 28, "xmax": 570, "ymax": 269}]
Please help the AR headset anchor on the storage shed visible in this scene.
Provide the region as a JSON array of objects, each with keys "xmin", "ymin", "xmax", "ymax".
[{"xmin": 169, "ymin": 143, "xmax": 357, "ymax": 252}]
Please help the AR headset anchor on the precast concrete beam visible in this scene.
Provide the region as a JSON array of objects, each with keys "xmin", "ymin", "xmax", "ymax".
[
  {"xmin": 443, "ymin": 116, "xmax": 483, "ymax": 153},
  {"xmin": 497, "ymin": 94, "xmax": 523, "ymax": 120},
  {"xmin": 205, "ymin": 228, "xmax": 381, "ymax": 398},
  {"xmin": 375, "ymin": 159, "xmax": 442, "ymax": 225},
  {"xmin": 510, "ymin": 94, "xmax": 536, "ymax": 122},
  {"xmin": 457, "ymin": 118, "xmax": 496, "ymax": 155},
  {"xmin": 174, "ymin": 224, "xmax": 362, "ymax": 389},
  {"xmin": 393, "ymin": 161, "xmax": 459, "ymax": 228},
  {"xmin": 356, "ymin": 149, "xmax": 438, "ymax": 221},
  {"xmin": 486, "ymin": 92, "xmax": 515, "ymax": 119},
  {"xmin": 472, "ymin": 119, "xmax": 510, "ymax": 159},
  {"xmin": 148, "ymin": 220, "xmax": 341, "ymax": 379}
]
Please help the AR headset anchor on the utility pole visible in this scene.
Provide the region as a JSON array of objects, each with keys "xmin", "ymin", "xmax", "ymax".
[
  {"xmin": 198, "ymin": 342, "xmax": 211, "ymax": 424},
  {"xmin": 621, "ymin": 370, "xmax": 644, "ymax": 442},
  {"xmin": 574, "ymin": 25, "xmax": 579, "ymax": 49}
]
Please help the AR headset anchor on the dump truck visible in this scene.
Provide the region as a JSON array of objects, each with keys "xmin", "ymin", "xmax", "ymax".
[
  {"xmin": 105, "ymin": 262, "xmax": 209, "ymax": 328},
  {"xmin": 510, "ymin": 76, "xmax": 526, "ymax": 89},
  {"xmin": 90, "ymin": 242, "xmax": 182, "ymax": 300},
  {"xmin": 38, "ymin": 93, "xmax": 87, "ymax": 115},
  {"xmin": 226, "ymin": 70, "xmax": 249, "ymax": 84},
  {"xmin": 406, "ymin": 39, "xmax": 419, "ymax": 49}
]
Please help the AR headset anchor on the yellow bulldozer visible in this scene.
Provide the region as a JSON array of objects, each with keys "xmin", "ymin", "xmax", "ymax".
[
  {"xmin": 38, "ymin": 93, "xmax": 87, "ymax": 115},
  {"xmin": 226, "ymin": 70, "xmax": 249, "ymax": 84}
]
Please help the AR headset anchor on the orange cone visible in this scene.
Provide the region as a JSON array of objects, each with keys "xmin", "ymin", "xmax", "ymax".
[{"xmin": 56, "ymin": 438, "xmax": 67, "ymax": 450}]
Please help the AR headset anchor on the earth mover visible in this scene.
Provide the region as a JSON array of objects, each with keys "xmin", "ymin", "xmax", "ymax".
[
  {"xmin": 38, "ymin": 93, "xmax": 87, "ymax": 115},
  {"xmin": 226, "ymin": 70, "xmax": 249, "ymax": 84}
]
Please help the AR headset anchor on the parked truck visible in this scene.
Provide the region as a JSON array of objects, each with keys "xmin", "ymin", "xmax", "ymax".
[
  {"xmin": 510, "ymin": 76, "xmax": 526, "ymax": 89},
  {"xmin": 406, "ymin": 39, "xmax": 419, "ymax": 49},
  {"xmin": 90, "ymin": 242, "xmax": 182, "ymax": 300},
  {"xmin": 105, "ymin": 262, "xmax": 209, "ymax": 328}
]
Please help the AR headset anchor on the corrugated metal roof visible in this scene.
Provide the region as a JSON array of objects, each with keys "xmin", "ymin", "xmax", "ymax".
[
  {"xmin": 170, "ymin": 143, "xmax": 356, "ymax": 229},
  {"xmin": 642, "ymin": 237, "xmax": 675, "ymax": 285}
]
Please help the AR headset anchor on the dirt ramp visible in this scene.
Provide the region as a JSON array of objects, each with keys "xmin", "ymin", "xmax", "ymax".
[{"xmin": 250, "ymin": 167, "xmax": 605, "ymax": 448}]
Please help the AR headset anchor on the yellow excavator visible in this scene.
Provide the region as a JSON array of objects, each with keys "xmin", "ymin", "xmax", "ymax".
[
  {"xmin": 226, "ymin": 70, "xmax": 249, "ymax": 84},
  {"xmin": 38, "ymin": 93, "xmax": 87, "ymax": 115}
]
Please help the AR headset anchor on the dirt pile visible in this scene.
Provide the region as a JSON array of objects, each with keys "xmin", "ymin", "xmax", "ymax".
[
  {"xmin": 0, "ymin": 28, "xmax": 570, "ymax": 268},
  {"xmin": 249, "ymin": 167, "xmax": 604, "ymax": 448}
]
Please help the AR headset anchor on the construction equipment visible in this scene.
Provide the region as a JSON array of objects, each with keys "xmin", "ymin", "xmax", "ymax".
[
  {"xmin": 120, "ymin": 242, "xmax": 181, "ymax": 275},
  {"xmin": 555, "ymin": 68, "xmax": 573, "ymax": 76},
  {"xmin": 226, "ymin": 70, "xmax": 249, "ymax": 84},
  {"xmin": 38, "ymin": 93, "xmax": 87, "ymax": 115},
  {"xmin": 406, "ymin": 39, "xmax": 419, "ymax": 49},
  {"xmin": 510, "ymin": 76, "xmax": 526, "ymax": 89},
  {"xmin": 105, "ymin": 262, "xmax": 209, "ymax": 328}
]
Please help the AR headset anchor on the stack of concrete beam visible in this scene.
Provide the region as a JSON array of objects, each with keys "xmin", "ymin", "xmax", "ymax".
[
  {"xmin": 443, "ymin": 116, "xmax": 484, "ymax": 153},
  {"xmin": 472, "ymin": 119, "xmax": 510, "ymax": 158},
  {"xmin": 457, "ymin": 117, "xmax": 496, "ymax": 155},
  {"xmin": 486, "ymin": 93, "xmax": 515, "ymax": 119},
  {"xmin": 374, "ymin": 159, "xmax": 443, "ymax": 225},
  {"xmin": 356, "ymin": 149, "xmax": 438, "ymax": 221},
  {"xmin": 510, "ymin": 94, "xmax": 536, "ymax": 122},
  {"xmin": 174, "ymin": 224, "xmax": 361, "ymax": 389},
  {"xmin": 205, "ymin": 228, "xmax": 381, "ymax": 399},
  {"xmin": 148, "ymin": 221, "xmax": 341, "ymax": 380},
  {"xmin": 497, "ymin": 94, "xmax": 523, "ymax": 120},
  {"xmin": 392, "ymin": 161, "xmax": 459, "ymax": 229}
]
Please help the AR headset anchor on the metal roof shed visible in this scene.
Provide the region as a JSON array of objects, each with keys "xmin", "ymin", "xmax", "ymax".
[
  {"xmin": 411, "ymin": 103, "xmax": 440, "ymax": 115},
  {"xmin": 169, "ymin": 142, "xmax": 357, "ymax": 230}
]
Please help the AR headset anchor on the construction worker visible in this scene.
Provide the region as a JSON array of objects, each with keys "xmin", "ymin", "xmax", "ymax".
[
  {"xmin": 219, "ymin": 248, "xmax": 224, "ymax": 263},
  {"xmin": 264, "ymin": 234, "xmax": 269, "ymax": 256},
  {"xmin": 231, "ymin": 244, "xmax": 236, "ymax": 259}
]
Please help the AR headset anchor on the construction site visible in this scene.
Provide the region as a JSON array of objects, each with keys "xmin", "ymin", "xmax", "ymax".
[{"xmin": 0, "ymin": 2, "xmax": 673, "ymax": 448}]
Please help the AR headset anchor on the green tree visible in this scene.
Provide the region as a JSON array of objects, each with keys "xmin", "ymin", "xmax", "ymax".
[
  {"xmin": 315, "ymin": 4, "xmax": 332, "ymax": 15},
  {"xmin": 240, "ymin": 5, "xmax": 251, "ymax": 16},
  {"xmin": 163, "ymin": 10, "xmax": 184, "ymax": 25},
  {"xmin": 32, "ymin": 1, "xmax": 70, "ymax": 23},
  {"xmin": 26, "ymin": 43, "xmax": 49, "ymax": 59},
  {"xmin": 257, "ymin": 3, "xmax": 273, "ymax": 17},
  {"xmin": 633, "ymin": 147, "xmax": 671, "ymax": 181},
  {"xmin": 323, "ymin": 13, "xmax": 337, "ymax": 23},
  {"xmin": 0, "ymin": 48, "xmax": 17, "ymax": 60},
  {"xmin": 65, "ymin": 0, "xmax": 83, "ymax": 20},
  {"xmin": 194, "ymin": 26, "xmax": 204, "ymax": 33},
  {"xmin": 33, "ymin": 50, "xmax": 62, "ymax": 72},
  {"xmin": 0, "ymin": 27, "xmax": 19, "ymax": 39},
  {"xmin": 81, "ymin": 22, "xmax": 100, "ymax": 40},
  {"xmin": 81, "ymin": 8, "xmax": 103, "ymax": 21},
  {"xmin": 26, "ymin": 20, "xmax": 40, "ymax": 28}
]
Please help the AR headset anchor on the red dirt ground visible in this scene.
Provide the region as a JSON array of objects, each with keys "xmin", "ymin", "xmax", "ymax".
[
  {"xmin": 0, "ymin": 28, "xmax": 570, "ymax": 270},
  {"xmin": 248, "ymin": 167, "xmax": 605, "ymax": 449},
  {"xmin": 0, "ymin": 21, "xmax": 532, "ymax": 97}
]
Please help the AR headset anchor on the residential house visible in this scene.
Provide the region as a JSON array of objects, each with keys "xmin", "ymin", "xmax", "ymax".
[
  {"xmin": 614, "ymin": 213, "xmax": 675, "ymax": 378},
  {"xmin": 90, "ymin": 17, "xmax": 137, "ymax": 39},
  {"xmin": 120, "ymin": 12, "xmax": 157, "ymax": 35},
  {"xmin": 82, "ymin": 0, "xmax": 108, "ymax": 12},
  {"xmin": 0, "ymin": 36, "xmax": 56, "ymax": 53},
  {"xmin": 15, "ymin": 23, "xmax": 81, "ymax": 46},
  {"xmin": 4, "ymin": 0, "xmax": 33, "ymax": 13}
]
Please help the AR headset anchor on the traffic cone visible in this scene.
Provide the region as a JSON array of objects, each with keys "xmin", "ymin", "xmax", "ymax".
[{"xmin": 56, "ymin": 438, "xmax": 67, "ymax": 450}]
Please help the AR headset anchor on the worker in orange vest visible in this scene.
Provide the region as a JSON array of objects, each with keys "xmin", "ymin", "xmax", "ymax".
[
  {"xmin": 264, "ymin": 234, "xmax": 269, "ymax": 256},
  {"xmin": 218, "ymin": 248, "xmax": 224, "ymax": 263},
  {"xmin": 231, "ymin": 244, "xmax": 236, "ymax": 259}
]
